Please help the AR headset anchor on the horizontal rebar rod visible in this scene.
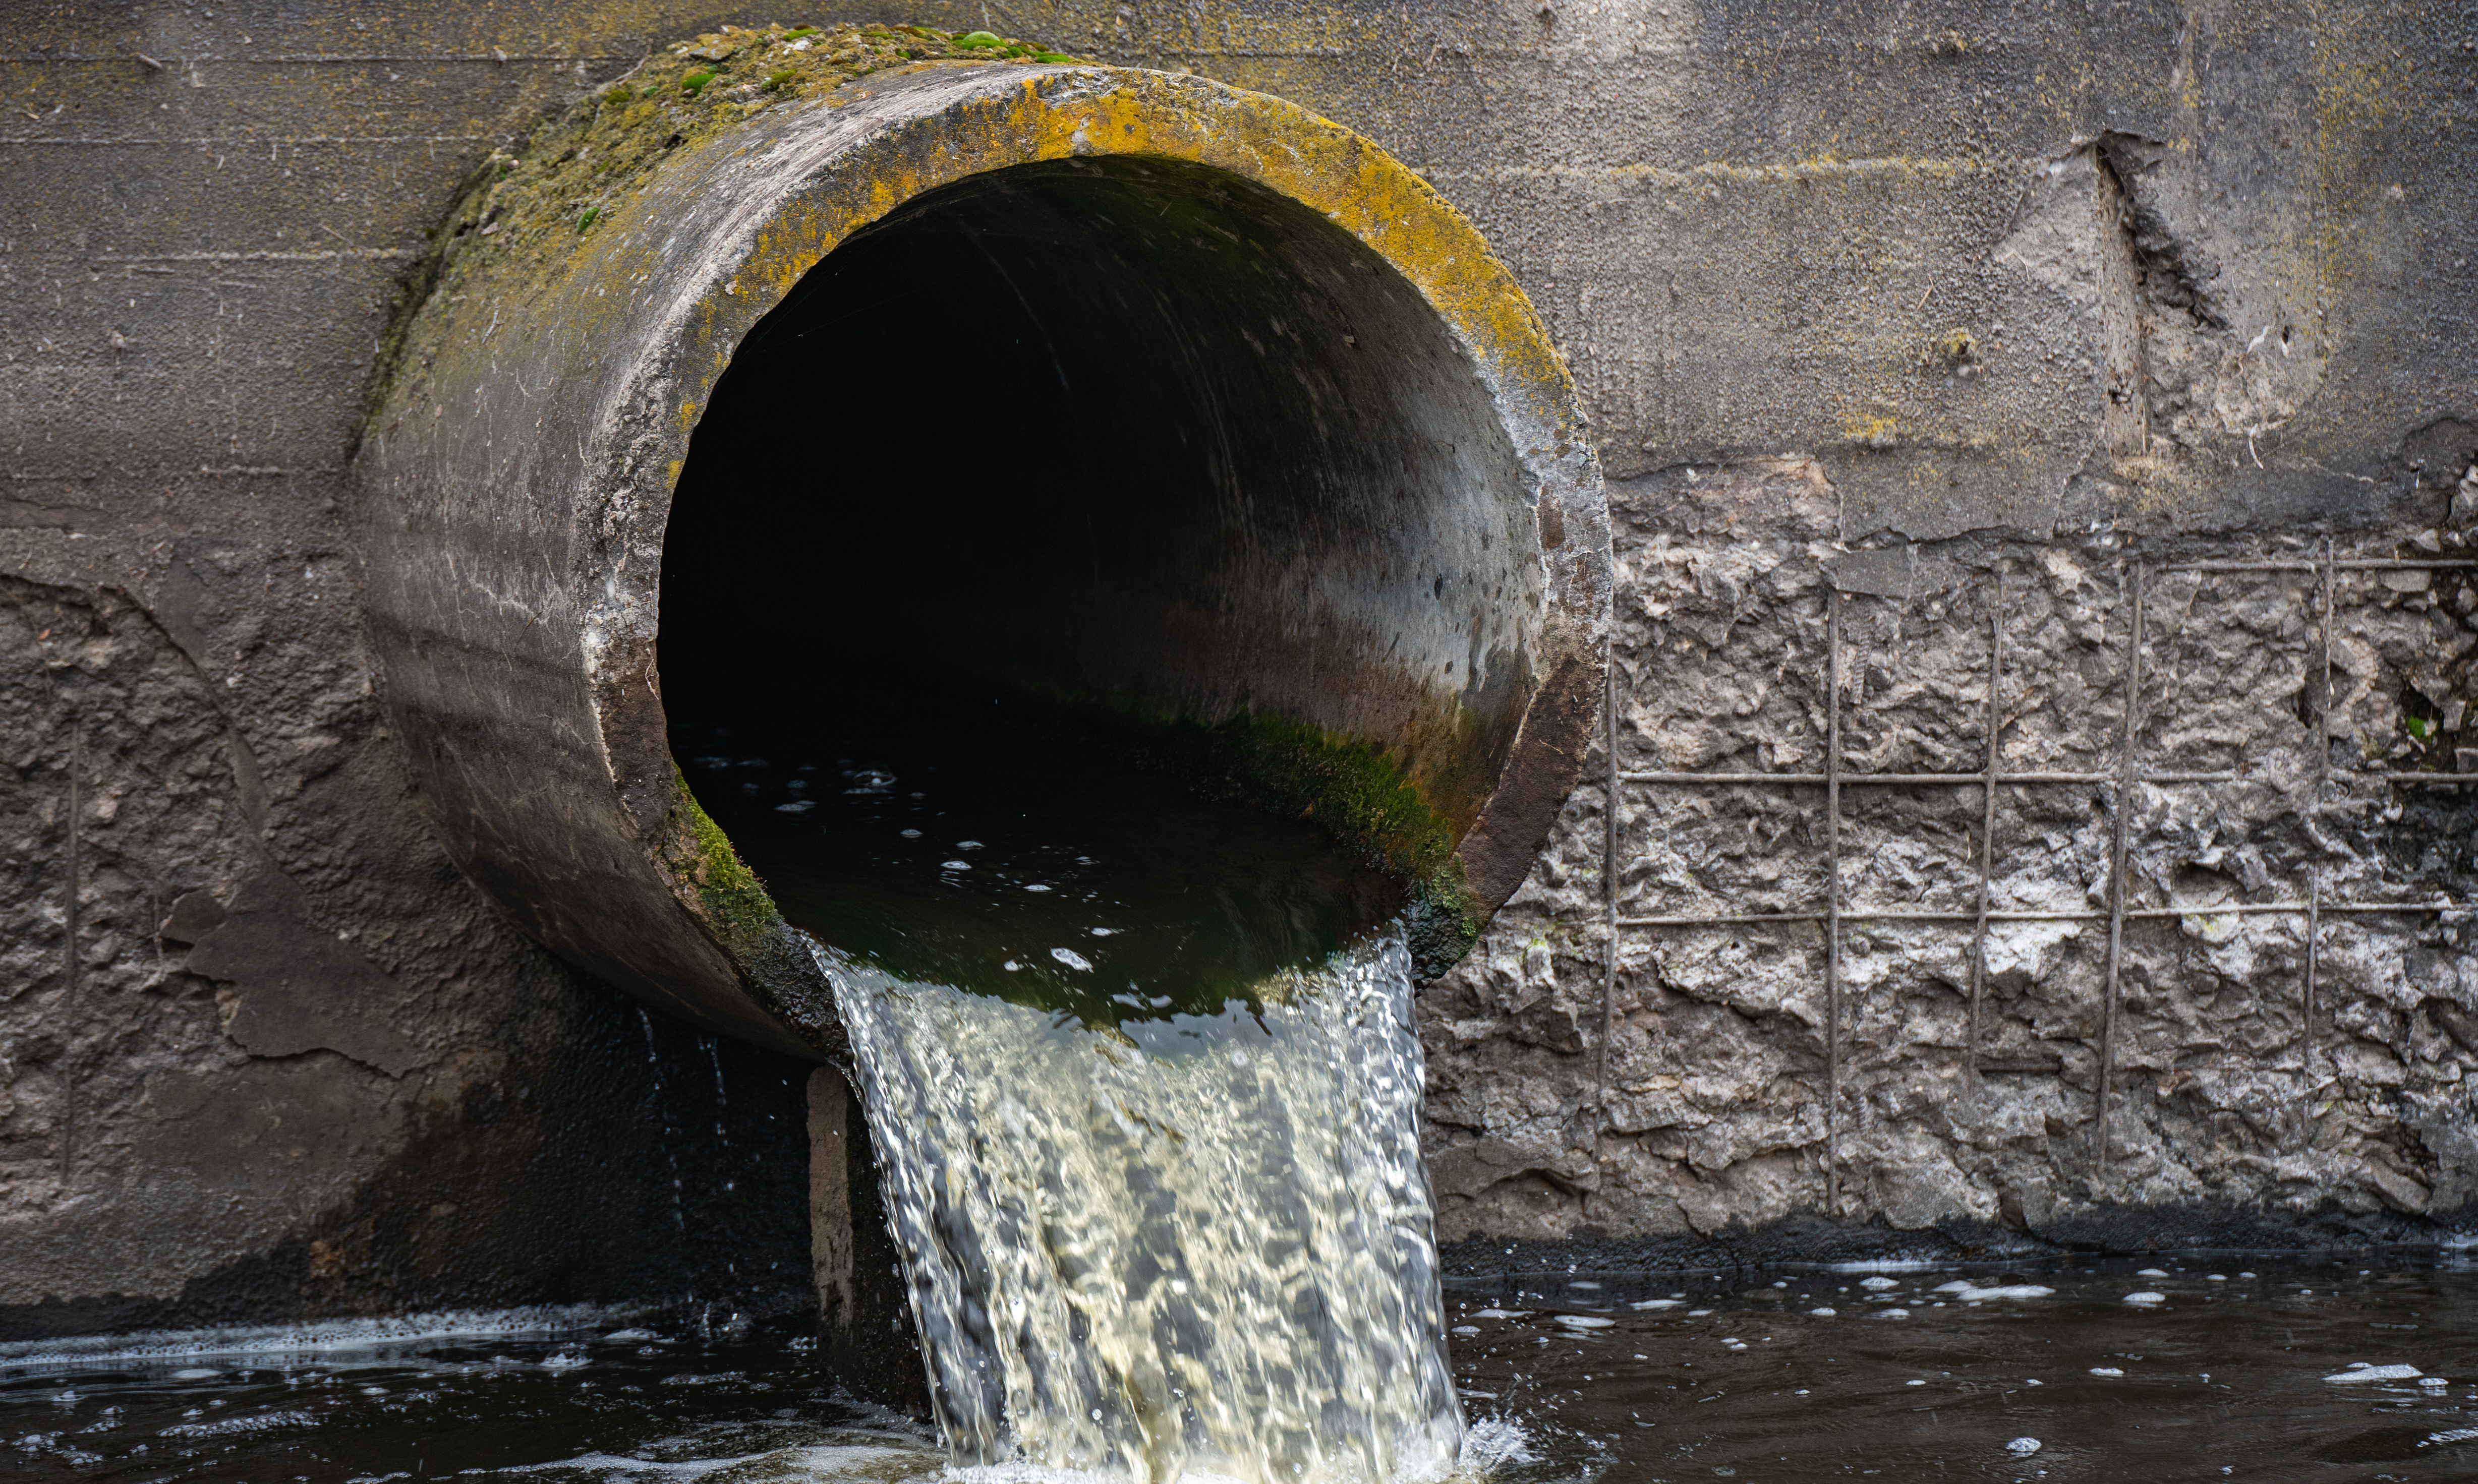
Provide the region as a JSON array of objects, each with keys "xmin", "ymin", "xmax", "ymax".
[
  {"xmin": 1620, "ymin": 768, "xmax": 2478, "ymax": 788},
  {"xmin": 2160, "ymin": 558, "xmax": 2478, "ymax": 573},
  {"xmin": 1619, "ymin": 769, "xmax": 2234, "ymax": 786},
  {"xmin": 1614, "ymin": 901, "xmax": 2457, "ymax": 928}
]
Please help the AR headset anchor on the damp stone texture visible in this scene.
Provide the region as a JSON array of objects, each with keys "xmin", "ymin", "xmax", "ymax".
[{"xmin": 3, "ymin": 0, "xmax": 2473, "ymax": 1332}]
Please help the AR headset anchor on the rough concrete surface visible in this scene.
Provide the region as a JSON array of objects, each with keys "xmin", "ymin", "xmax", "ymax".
[
  {"xmin": 1425, "ymin": 458, "xmax": 2478, "ymax": 1261},
  {"xmin": 3, "ymin": 0, "xmax": 2473, "ymax": 1336}
]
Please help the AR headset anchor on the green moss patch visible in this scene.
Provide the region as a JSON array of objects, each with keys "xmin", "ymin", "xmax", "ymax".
[
  {"xmin": 360, "ymin": 20, "xmax": 1086, "ymax": 446},
  {"xmin": 659, "ymin": 763, "xmax": 781, "ymax": 957}
]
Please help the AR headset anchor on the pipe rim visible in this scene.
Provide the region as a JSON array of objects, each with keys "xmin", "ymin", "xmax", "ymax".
[{"xmin": 355, "ymin": 60, "xmax": 1608, "ymax": 1057}]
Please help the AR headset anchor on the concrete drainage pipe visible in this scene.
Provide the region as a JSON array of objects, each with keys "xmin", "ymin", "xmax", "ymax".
[{"xmin": 353, "ymin": 58, "xmax": 1607, "ymax": 1060}]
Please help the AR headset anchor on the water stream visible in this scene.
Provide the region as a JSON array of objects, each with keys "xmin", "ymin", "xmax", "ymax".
[
  {"xmin": 826, "ymin": 936, "xmax": 1459, "ymax": 1483},
  {"xmin": 683, "ymin": 699, "xmax": 1462, "ymax": 1482}
]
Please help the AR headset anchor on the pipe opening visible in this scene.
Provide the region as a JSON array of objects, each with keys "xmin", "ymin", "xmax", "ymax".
[{"xmin": 660, "ymin": 156, "xmax": 1544, "ymax": 981}]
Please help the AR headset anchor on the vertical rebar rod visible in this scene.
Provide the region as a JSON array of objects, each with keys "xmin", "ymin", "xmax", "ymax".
[
  {"xmin": 1966, "ymin": 569, "xmax": 2005, "ymax": 1084},
  {"xmin": 2096, "ymin": 561, "xmax": 2145, "ymax": 1182},
  {"xmin": 1824, "ymin": 585, "xmax": 1845, "ymax": 1216},
  {"xmin": 1596, "ymin": 632, "xmax": 1620, "ymax": 1120},
  {"xmin": 61, "ymin": 725, "xmax": 79, "ymax": 1191},
  {"xmin": 2305, "ymin": 536, "xmax": 2334, "ymax": 1084}
]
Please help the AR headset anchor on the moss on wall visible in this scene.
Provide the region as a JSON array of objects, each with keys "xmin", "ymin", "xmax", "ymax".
[{"xmin": 363, "ymin": 20, "xmax": 1087, "ymax": 441}]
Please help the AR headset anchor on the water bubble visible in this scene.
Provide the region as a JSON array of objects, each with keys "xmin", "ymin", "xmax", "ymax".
[
  {"xmin": 943, "ymin": 860, "xmax": 972, "ymax": 870},
  {"xmin": 2090, "ymin": 1367, "xmax": 2125, "ymax": 1377},
  {"xmin": 775, "ymin": 800, "xmax": 815, "ymax": 813},
  {"xmin": 1090, "ymin": 927, "xmax": 1117, "ymax": 936},
  {"xmin": 1556, "ymin": 1315, "xmax": 1616, "ymax": 1330},
  {"xmin": 1905, "ymin": 1379, "xmax": 1925, "ymax": 1386},
  {"xmin": 1808, "ymin": 1308, "xmax": 1836, "ymax": 1318},
  {"xmin": 1860, "ymin": 1276, "xmax": 1898, "ymax": 1290},
  {"xmin": 900, "ymin": 828, "xmax": 921, "ymax": 838},
  {"xmin": 957, "ymin": 840, "xmax": 984, "ymax": 850},
  {"xmin": 1050, "ymin": 947, "xmax": 1093, "ymax": 970},
  {"xmin": 2123, "ymin": 1292, "xmax": 2166, "ymax": 1305},
  {"xmin": 2137, "ymin": 1268, "xmax": 2169, "ymax": 1278},
  {"xmin": 1025, "ymin": 883, "xmax": 1053, "ymax": 893},
  {"xmin": 2207, "ymin": 1274, "xmax": 2228, "ymax": 1281},
  {"xmin": 2007, "ymin": 1438, "xmax": 2042, "ymax": 1456},
  {"xmin": 1003, "ymin": 961, "xmax": 1021, "ymax": 972},
  {"xmin": 1876, "ymin": 1309, "xmax": 1910, "ymax": 1319}
]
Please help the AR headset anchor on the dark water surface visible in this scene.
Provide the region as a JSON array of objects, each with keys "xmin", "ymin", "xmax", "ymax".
[
  {"xmin": 674, "ymin": 705, "xmax": 1403, "ymax": 1027},
  {"xmin": 5, "ymin": 1252, "xmax": 2473, "ymax": 1482}
]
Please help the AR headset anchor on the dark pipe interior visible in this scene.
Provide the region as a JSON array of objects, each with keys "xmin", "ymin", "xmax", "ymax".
[
  {"xmin": 659, "ymin": 158, "xmax": 1541, "ymax": 1006},
  {"xmin": 660, "ymin": 156, "xmax": 1537, "ymax": 828}
]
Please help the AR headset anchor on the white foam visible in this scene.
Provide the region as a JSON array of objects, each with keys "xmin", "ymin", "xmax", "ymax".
[
  {"xmin": 1859, "ymin": 1276, "xmax": 1899, "ymax": 1291},
  {"xmin": 1875, "ymin": 1309, "xmax": 1910, "ymax": 1319},
  {"xmin": 2089, "ymin": 1368, "xmax": 2124, "ymax": 1377},
  {"xmin": 1628, "ymin": 1300, "xmax": 1682, "ymax": 1311},
  {"xmin": 1930, "ymin": 1282, "xmax": 2054, "ymax": 1300},
  {"xmin": 2136, "ymin": 1269, "xmax": 2169, "ymax": 1278},
  {"xmin": 2324, "ymin": 1363, "xmax": 2423, "ymax": 1383},
  {"xmin": 1808, "ymin": 1308, "xmax": 1836, "ymax": 1318},
  {"xmin": 2425, "ymin": 1427, "xmax": 2478, "ymax": 1447},
  {"xmin": 2123, "ymin": 1292, "xmax": 2166, "ymax": 1305},
  {"xmin": 0, "ymin": 1303, "xmax": 641, "ymax": 1368},
  {"xmin": 502, "ymin": 1441, "xmax": 930, "ymax": 1480},
  {"xmin": 1470, "ymin": 1310, "xmax": 1529, "ymax": 1320},
  {"xmin": 157, "ymin": 1409, "xmax": 319, "ymax": 1439},
  {"xmin": 1457, "ymin": 1416, "xmax": 1536, "ymax": 1473},
  {"xmin": 1555, "ymin": 1316, "xmax": 1615, "ymax": 1330},
  {"xmin": 2006, "ymin": 1438, "xmax": 2042, "ymax": 1457},
  {"xmin": 1825, "ymin": 1258, "xmax": 1942, "ymax": 1273}
]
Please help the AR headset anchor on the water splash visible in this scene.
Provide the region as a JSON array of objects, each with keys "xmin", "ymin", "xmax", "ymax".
[{"xmin": 820, "ymin": 930, "xmax": 1463, "ymax": 1484}]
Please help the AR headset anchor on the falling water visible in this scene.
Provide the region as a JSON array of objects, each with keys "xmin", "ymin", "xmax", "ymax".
[{"xmin": 818, "ymin": 930, "xmax": 1463, "ymax": 1484}]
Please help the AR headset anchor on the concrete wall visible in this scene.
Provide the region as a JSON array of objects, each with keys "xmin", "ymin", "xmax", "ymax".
[{"xmin": 3, "ymin": 0, "xmax": 2471, "ymax": 1334}]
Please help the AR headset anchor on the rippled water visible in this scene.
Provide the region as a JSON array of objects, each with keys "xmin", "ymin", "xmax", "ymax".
[{"xmin": 7, "ymin": 1254, "xmax": 2474, "ymax": 1480}]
